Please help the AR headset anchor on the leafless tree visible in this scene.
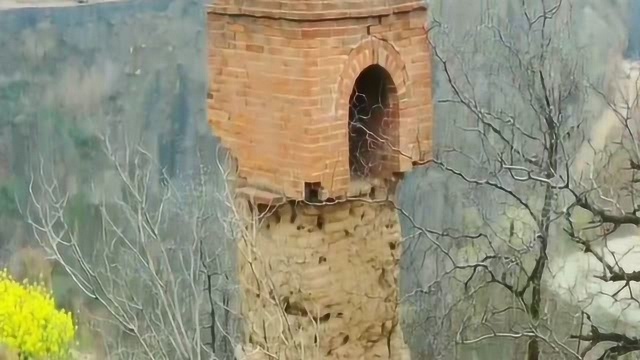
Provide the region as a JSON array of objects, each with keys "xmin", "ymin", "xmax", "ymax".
[
  {"xmin": 398, "ymin": 0, "xmax": 640, "ymax": 359},
  {"xmin": 23, "ymin": 131, "xmax": 243, "ymax": 360}
]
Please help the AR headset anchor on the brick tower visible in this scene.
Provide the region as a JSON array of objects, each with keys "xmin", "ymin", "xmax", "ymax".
[
  {"xmin": 207, "ymin": 1, "xmax": 433, "ymax": 359},
  {"xmin": 207, "ymin": 0, "xmax": 433, "ymax": 203}
]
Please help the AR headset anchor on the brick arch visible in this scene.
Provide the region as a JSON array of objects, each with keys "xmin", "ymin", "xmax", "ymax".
[
  {"xmin": 336, "ymin": 37, "xmax": 410, "ymax": 180},
  {"xmin": 336, "ymin": 38, "xmax": 409, "ymax": 117}
]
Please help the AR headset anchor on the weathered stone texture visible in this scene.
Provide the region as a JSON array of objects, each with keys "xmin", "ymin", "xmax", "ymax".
[
  {"xmin": 207, "ymin": 1, "xmax": 433, "ymax": 199},
  {"xmin": 238, "ymin": 201, "xmax": 409, "ymax": 359}
]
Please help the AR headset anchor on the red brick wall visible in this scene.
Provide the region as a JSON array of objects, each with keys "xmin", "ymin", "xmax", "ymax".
[
  {"xmin": 207, "ymin": 4, "xmax": 433, "ymax": 200},
  {"xmin": 210, "ymin": 0, "xmax": 425, "ymax": 20}
]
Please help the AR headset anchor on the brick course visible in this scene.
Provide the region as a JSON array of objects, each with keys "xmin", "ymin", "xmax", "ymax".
[{"xmin": 207, "ymin": 1, "xmax": 433, "ymax": 199}]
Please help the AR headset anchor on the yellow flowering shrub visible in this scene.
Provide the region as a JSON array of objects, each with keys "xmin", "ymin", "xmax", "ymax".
[{"xmin": 0, "ymin": 269, "xmax": 75, "ymax": 359}]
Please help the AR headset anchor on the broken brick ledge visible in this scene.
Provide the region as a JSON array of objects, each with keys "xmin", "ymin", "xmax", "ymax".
[{"xmin": 235, "ymin": 177, "xmax": 401, "ymax": 207}]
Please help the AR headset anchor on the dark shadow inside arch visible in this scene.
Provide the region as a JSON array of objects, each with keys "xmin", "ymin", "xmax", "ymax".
[{"xmin": 348, "ymin": 64, "xmax": 399, "ymax": 179}]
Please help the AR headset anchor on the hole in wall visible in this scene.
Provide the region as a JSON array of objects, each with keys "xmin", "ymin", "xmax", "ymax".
[
  {"xmin": 304, "ymin": 182, "xmax": 322, "ymax": 203},
  {"xmin": 348, "ymin": 64, "xmax": 398, "ymax": 180},
  {"xmin": 290, "ymin": 203, "xmax": 297, "ymax": 223},
  {"xmin": 327, "ymin": 333, "xmax": 350, "ymax": 355},
  {"xmin": 257, "ymin": 203, "xmax": 269, "ymax": 215}
]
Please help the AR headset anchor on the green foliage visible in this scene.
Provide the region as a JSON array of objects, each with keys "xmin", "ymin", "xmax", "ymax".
[
  {"xmin": 0, "ymin": 81, "xmax": 30, "ymax": 128},
  {"xmin": 60, "ymin": 118, "xmax": 103, "ymax": 164},
  {"xmin": 0, "ymin": 178, "xmax": 27, "ymax": 219},
  {"xmin": 65, "ymin": 192, "xmax": 101, "ymax": 230},
  {"xmin": 35, "ymin": 109, "xmax": 107, "ymax": 183}
]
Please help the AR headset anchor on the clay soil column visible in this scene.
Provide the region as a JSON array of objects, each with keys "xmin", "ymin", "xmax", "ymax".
[{"xmin": 236, "ymin": 200, "xmax": 410, "ymax": 359}]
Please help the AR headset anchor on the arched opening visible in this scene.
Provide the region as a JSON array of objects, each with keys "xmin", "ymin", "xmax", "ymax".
[{"xmin": 348, "ymin": 64, "xmax": 399, "ymax": 179}]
